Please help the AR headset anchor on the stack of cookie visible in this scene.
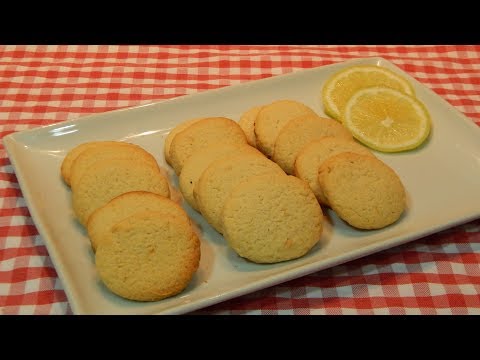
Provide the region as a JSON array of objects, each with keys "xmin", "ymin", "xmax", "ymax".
[
  {"xmin": 239, "ymin": 99, "xmax": 406, "ymax": 230},
  {"xmin": 165, "ymin": 117, "xmax": 324, "ymax": 264},
  {"xmin": 61, "ymin": 141, "xmax": 200, "ymax": 301}
]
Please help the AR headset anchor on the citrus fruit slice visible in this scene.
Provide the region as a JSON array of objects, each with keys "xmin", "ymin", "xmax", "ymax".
[
  {"xmin": 322, "ymin": 65, "xmax": 415, "ymax": 120},
  {"xmin": 343, "ymin": 86, "xmax": 431, "ymax": 152}
]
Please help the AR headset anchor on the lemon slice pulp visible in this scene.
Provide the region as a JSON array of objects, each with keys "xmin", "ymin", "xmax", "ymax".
[
  {"xmin": 322, "ymin": 65, "xmax": 415, "ymax": 120},
  {"xmin": 343, "ymin": 86, "xmax": 431, "ymax": 152}
]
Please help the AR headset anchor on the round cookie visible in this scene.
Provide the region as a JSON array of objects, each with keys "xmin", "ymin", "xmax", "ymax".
[
  {"xmin": 238, "ymin": 105, "xmax": 263, "ymax": 147},
  {"xmin": 169, "ymin": 117, "xmax": 247, "ymax": 175},
  {"xmin": 272, "ymin": 113, "xmax": 353, "ymax": 174},
  {"xmin": 254, "ymin": 100, "xmax": 317, "ymax": 158},
  {"xmin": 294, "ymin": 137, "xmax": 374, "ymax": 205},
  {"xmin": 96, "ymin": 211, "xmax": 200, "ymax": 302},
  {"xmin": 222, "ymin": 174, "xmax": 323, "ymax": 264},
  {"xmin": 61, "ymin": 141, "xmax": 132, "ymax": 186},
  {"xmin": 194, "ymin": 152, "xmax": 285, "ymax": 233},
  {"xmin": 70, "ymin": 142, "xmax": 159, "ymax": 190},
  {"xmin": 72, "ymin": 158, "xmax": 170, "ymax": 226},
  {"xmin": 164, "ymin": 117, "xmax": 206, "ymax": 166},
  {"xmin": 87, "ymin": 191, "xmax": 190, "ymax": 252},
  {"xmin": 318, "ymin": 152, "xmax": 406, "ymax": 229},
  {"xmin": 179, "ymin": 143, "xmax": 263, "ymax": 212}
]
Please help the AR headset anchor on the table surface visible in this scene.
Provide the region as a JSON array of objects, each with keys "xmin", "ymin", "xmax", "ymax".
[{"xmin": 1, "ymin": 45, "xmax": 479, "ymax": 315}]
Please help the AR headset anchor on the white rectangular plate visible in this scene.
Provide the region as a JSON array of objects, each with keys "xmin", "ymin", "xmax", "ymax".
[{"xmin": 4, "ymin": 57, "xmax": 480, "ymax": 314}]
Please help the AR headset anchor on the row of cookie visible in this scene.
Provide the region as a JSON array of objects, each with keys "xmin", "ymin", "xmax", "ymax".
[
  {"xmin": 61, "ymin": 141, "xmax": 200, "ymax": 301},
  {"xmin": 293, "ymin": 136, "xmax": 406, "ymax": 229},
  {"xmin": 238, "ymin": 100, "xmax": 352, "ymax": 174},
  {"xmin": 164, "ymin": 118, "xmax": 324, "ymax": 264},
  {"xmin": 61, "ymin": 141, "xmax": 170, "ymax": 225},
  {"xmin": 238, "ymin": 100, "xmax": 406, "ymax": 229}
]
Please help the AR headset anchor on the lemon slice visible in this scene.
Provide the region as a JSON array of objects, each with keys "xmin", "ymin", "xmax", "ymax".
[
  {"xmin": 343, "ymin": 86, "xmax": 431, "ymax": 152},
  {"xmin": 322, "ymin": 65, "xmax": 415, "ymax": 120}
]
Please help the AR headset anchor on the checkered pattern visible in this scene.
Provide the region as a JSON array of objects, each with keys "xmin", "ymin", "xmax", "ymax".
[{"xmin": 1, "ymin": 45, "xmax": 479, "ymax": 315}]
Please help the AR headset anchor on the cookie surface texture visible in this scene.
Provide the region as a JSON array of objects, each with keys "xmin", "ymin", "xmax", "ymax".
[
  {"xmin": 194, "ymin": 152, "xmax": 284, "ymax": 233},
  {"xmin": 61, "ymin": 141, "xmax": 131, "ymax": 186},
  {"xmin": 87, "ymin": 191, "xmax": 188, "ymax": 252},
  {"xmin": 72, "ymin": 158, "xmax": 170, "ymax": 226},
  {"xmin": 294, "ymin": 137, "xmax": 373, "ymax": 205},
  {"xmin": 239, "ymin": 105, "xmax": 263, "ymax": 147},
  {"xmin": 272, "ymin": 114, "xmax": 353, "ymax": 174},
  {"xmin": 222, "ymin": 174, "xmax": 323, "ymax": 263},
  {"xmin": 318, "ymin": 152, "xmax": 406, "ymax": 229},
  {"xmin": 179, "ymin": 143, "xmax": 262, "ymax": 211},
  {"xmin": 95, "ymin": 211, "xmax": 200, "ymax": 302},
  {"xmin": 164, "ymin": 117, "xmax": 206, "ymax": 166},
  {"xmin": 169, "ymin": 117, "xmax": 247, "ymax": 175},
  {"xmin": 254, "ymin": 100, "xmax": 317, "ymax": 158},
  {"xmin": 70, "ymin": 142, "xmax": 159, "ymax": 190}
]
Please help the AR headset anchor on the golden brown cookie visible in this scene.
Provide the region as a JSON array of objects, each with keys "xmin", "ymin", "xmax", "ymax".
[
  {"xmin": 164, "ymin": 117, "xmax": 206, "ymax": 166},
  {"xmin": 87, "ymin": 191, "xmax": 189, "ymax": 252},
  {"xmin": 194, "ymin": 152, "xmax": 285, "ymax": 233},
  {"xmin": 69, "ymin": 142, "xmax": 159, "ymax": 191},
  {"xmin": 222, "ymin": 174, "xmax": 323, "ymax": 264},
  {"xmin": 318, "ymin": 152, "xmax": 406, "ymax": 229},
  {"xmin": 294, "ymin": 136, "xmax": 374, "ymax": 205},
  {"xmin": 238, "ymin": 105, "xmax": 263, "ymax": 147},
  {"xmin": 72, "ymin": 158, "xmax": 170, "ymax": 226},
  {"xmin": 272, "ymin": 114, "xmax": 353, "ymax": 174},
  {"xmin": 95, "ymin": 211, "xmax": 200, "ymax": 302},
  {"xmin": 169, "ymin": 117, "xmax": 247, "ymax": 175},
  {"xmin": 179, "ymin": 143, "xmax": 262, "ymax": 211},
  {"xmin": 254, "ymin": 100, "xmax": 317, "ymax": 158},
  {"xmin": 61, "ymin": 141, "xmax": 132, "ymax": 186}
]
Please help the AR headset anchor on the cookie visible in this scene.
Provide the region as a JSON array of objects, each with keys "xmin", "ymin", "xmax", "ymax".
[
  {"xmin": 164, "ymin": 117, "xmax": 206, "ymax": 166},
  {"xmin": 70, "ymin": 142, "xmax": 159, "ymax": 190},
  {"xmin": 222, "ymin": 174, "xmax": 323, "ymax": 264},
  {"xmin": 87, "ymin": 191, "xmax": 190, "ymax": 252},
  {"xmin": 318, "ymin": 152, "xmax": 406, "ymax": 229},
  {"xmin": 254, "ymin": 100, "xmax": 317, "ymax": 158},
  {"xmin": 72, "ymin": 158, "xmax": 170, "ymax": 226},
  {"xmin": 238, "ymin": 105, "xmax": 263, "ymax": 147},
  {"xmin": 179, "ymin": 143, "xmax": 263, "ymax": 212},
  {"xmin": 294, "ymin": 136, "xmax": 374, "ymax": 205},
  {"xmin": 272, "ymin": 113, "xmax": 353, "ymax": 174},
  {"xmin": 95, "ymin": 211, "xmax": 200, "ymax": 302},
  {"xmin": 61, "ymin": 141, "xmax": 132, "ymax": 186},
  {"xmin": 169, "ymin": 117, "xmax": 247, "ymax": 175},
  {"xmin": 194, "ymin": 152, "xmax": 285, "ymax": 233}
]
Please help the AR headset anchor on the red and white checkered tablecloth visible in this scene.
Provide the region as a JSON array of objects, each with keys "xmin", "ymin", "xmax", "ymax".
[{"xmin": 1, "ymin": 45, "xmax": 479, "ymax": 315}]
